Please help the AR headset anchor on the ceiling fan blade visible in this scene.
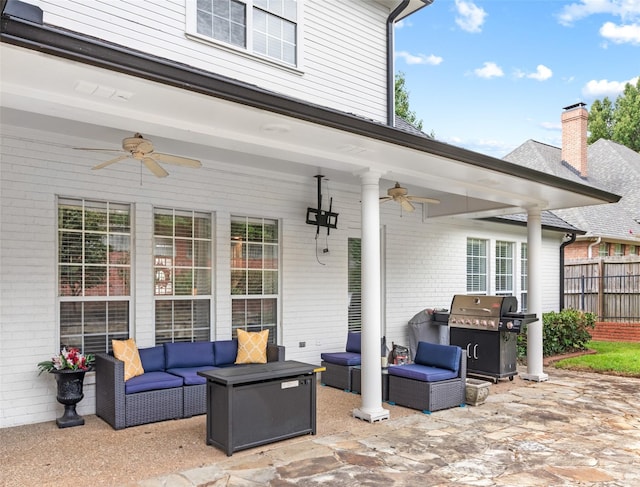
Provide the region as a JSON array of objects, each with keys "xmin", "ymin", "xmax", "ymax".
[
  {"xmin": 92, "ymin": 155, "xmax": 130, "ymax": 170},
  {"xmin": 73, "ymin": 147, "xmax": 122, "ymax": 153},
  {"xmin": 379, "ymin": 196, "xmax": 393, "ymax": 203},
  {"xmin": 152, "ymin": 152, "xmax": 202, "ymax": 167},
  {"xmin": 407, "ymin": 196, "xmax": 441, "ymax": 205},
  {"xmin": 399, "ymin": 197, "xmax": 415, "ymax": 212},
  {"xmin": 142, "ymin": 157, "xmax": 169, "ymax": 178}
]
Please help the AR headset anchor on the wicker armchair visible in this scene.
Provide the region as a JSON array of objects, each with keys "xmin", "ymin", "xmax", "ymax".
[{"xmin": 387, "ymin": 341, "xmax": 466, "ymax": 414}]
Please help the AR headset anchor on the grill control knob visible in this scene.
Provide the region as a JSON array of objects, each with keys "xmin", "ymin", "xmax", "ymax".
[
  {"xmin": 506, "ymin": 321, "xmax": 514, "ymax": 330},
  {"xmin": 465, "ymin": 319, "xmax": 472, "ymax": 325},
  {"xmin": 488, "ymin": 320, "xmax": 496, "ymax": 328},
  {"xmin": 480, "ymin": 320, "xmax": 487, "ymax": 327},
  {"xmin": 451, "ymin": 318, "xmax": 457, "ymax": 324},
  {"xmin": 472, "ymin": 319, "xmax": 480, "ymax": 326}
]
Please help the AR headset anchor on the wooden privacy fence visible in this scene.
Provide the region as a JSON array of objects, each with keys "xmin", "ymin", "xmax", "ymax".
[{"xmin": 564, "ymin": 259, "xmax": 640, "ymax": 322}]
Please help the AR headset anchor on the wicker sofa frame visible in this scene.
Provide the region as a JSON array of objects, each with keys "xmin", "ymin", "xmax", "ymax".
[
  {"xmin": 96, "ymin": 343, "xmax": 284, "ymax": 430},
  {"xmin": 387, "ymin": 346, "xmax": 467, "ymax": 414}
]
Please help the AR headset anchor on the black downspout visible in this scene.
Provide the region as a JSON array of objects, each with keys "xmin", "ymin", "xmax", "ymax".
[
  {"xmin": 387, "ymin": 1, "xmax": 434, "ymax": 126},
  {"xmin": 386, "ymin": 1, "xmax": 410, "ymax": 127},
  {"xmin": 559, "ymin": 233, "xmax": 576, "ymax": 310}
]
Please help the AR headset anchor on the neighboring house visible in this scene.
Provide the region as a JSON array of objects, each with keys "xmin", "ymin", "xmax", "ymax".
[
  {"xmin": 504, "ymin": 103, "xmax": 640, "ymax": 259},
  {"xmin": 0, "ymin": 0, "xmax": 619, "ymax": 427}
]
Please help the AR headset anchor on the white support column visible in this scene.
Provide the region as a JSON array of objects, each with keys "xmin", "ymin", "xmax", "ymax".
[
  {"xmin": 353, "ymin": 170, "xmax": 389, "ymax": 422},
  {"xmin": 521, "ymin": 207, "xmax": 549, "ymax": 382}
]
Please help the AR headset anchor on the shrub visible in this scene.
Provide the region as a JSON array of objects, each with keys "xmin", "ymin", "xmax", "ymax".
[{"xmin": 517, "ymin": 308, "xmax": 596, "ymax": 358}]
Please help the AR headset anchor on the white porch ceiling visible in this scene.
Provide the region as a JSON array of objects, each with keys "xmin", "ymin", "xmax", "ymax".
[{"xmin": 0, "ymin": 42, "xmax": 618, "ymax": 220}]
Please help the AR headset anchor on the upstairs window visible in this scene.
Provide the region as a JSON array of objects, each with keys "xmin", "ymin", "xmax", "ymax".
[{"xmin": 188, "ymin": 0, "xmax": 299, "ymax": 66}]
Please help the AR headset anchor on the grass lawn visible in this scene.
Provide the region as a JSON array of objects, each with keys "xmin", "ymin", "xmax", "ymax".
[{"xmin": 553, "ymin": 341, "xmax": 640, "ymax": 378}]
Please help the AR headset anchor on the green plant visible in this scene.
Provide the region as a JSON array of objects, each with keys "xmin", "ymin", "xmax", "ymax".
[
  {"xmin": 554, "ymin": 341, "xmax": 640, "ymax": 377},
  {"xmin": 517, "ymin": 308, "xmax": 596, "ymax": 357}
]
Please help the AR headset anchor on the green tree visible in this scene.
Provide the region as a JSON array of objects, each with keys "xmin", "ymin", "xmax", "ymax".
[
  {"xmin": 395, "ymin": 71, "xmax": 423, "ymax": 131},
  {"xmin": 588, "ymin": 78, "xmax": 640, "ymax": 152},
  {"xmin": 587, "ymin": 98, "xmax": 613, "ymax": 144}
]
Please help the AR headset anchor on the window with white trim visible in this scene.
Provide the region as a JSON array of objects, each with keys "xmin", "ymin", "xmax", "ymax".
[
  {"xmin": 348, "ymin": 238, "xmax": 361, "ymax": 332},
  {"xmin": 231, "ymin": 216, "xmax": 278, "ymax": 342},
  {"xmin": 187, "ymin": 0, "xmax": 299, "ymax": 66},
  {"xmin": 58, "ymin": 198, "xmax": 131, "ymax": 354},
  {"xmin": 466, "ymin": 238, "xmax": 488, "ymax": 294},
  {"xmin": 495, "ymin": 241, "xmax": 514, "ymax": 295},
  {"xmin": 154, "ymin": 208, "xmax": 212, "ymax": 343},
  {"xmin": 613, "ymin": 243, "xmax": 624, "ymax": 256},
  {"xmin": 520, "ymin": 243, "xmax": 528, "ymax": 312}
]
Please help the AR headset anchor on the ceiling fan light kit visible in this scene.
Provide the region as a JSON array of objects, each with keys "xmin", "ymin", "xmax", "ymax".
[
  {"xmin": 379, "ymin": 182, "xmax": 440, "ymax": 212},
  {"xmin": 75, "ymin": 133, "xmax": 202, "ymax": 178}
]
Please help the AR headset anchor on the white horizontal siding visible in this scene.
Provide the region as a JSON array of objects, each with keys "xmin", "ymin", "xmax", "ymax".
[{"xmin": 33, "ymin": 0, "xmax": 390, "ymax": 122}]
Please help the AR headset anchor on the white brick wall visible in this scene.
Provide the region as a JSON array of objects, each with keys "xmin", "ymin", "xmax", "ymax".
[{"xmin": 0, "ymin": 125, "xmax": 563, "ymax": 427}]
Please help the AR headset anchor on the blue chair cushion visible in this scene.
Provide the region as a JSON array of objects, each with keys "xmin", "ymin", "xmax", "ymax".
[
  {"xmin": 345, "ymin": 332, "xmax": 362, "ymax": 353},
  {"xmin": 164, "ymin": 342, "xmax": 215, "ymax": 369},
  {"xmin": 213, "ymin": 340, "xmax": 238, "ymax": 366},
  {"xmin": 414, "ymin": 341, "xmax": 461, "ymax": 373},
  {"xmin": 138, "ymin": 346, "xmax": 165, "ymax": 372},
  {"xmin": 388, "ymin": 363, "xmax": 458, "ymax": 382},
  {"xmin": 167, "ymin": 366, "xmax": 218, "ymax": 385},
  {"xmin": 124, "ymin": 371, "xmax": 184, "ymax": 394},
  {"xmin": 321, "ymin": 352, "xmax": 361, "ymax": 366}
]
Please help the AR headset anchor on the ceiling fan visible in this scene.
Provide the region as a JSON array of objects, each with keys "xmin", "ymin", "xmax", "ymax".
[
  {"xmin": 380, "ymin": 182, "xmax": 440, "ymax": 212},
  {"xmin": 74, "ymin": 133, "xmax": 202, "ymax": 178}
]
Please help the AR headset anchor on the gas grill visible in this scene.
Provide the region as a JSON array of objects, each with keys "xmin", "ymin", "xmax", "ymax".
[{"xmin": 446, "ymin": 295, "xmax": 536, "ymax": 382}]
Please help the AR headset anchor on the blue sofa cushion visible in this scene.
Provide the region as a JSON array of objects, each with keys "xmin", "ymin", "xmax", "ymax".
[
  {"xmin": 414, "ymin": 341, "xmax": 461, "ymax": 373},
  {"xmin": 167, "ymin": 366, "xmax": 218, "ymax": 385},
  {"xmin": 388, "ymin": 363, "xmax": 458, "ymax": 382},
  {"xmin": 214, "ymin": 340, "xmax": 238, "ymax": 366},
  {"xmin": 164, "ymin": 341, "xmax": 215, "ymax": 369},
  {"xmin": 124, "ymin": 371, "xmax": 184, "ymax": 394},
  {"xmin": 321, "ymin": 352, "xmax": 361, "ymax": 366},
  {"xmin": 345, "ymin": 332, "xmax": 362, "ymax": 353},
  {"xmin": 138, "ymin": 346, "xmax": 165, "ymax": 372}
]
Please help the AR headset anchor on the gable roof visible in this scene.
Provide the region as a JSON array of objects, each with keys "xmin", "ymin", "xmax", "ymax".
[{"xmin": 504, "ymin": 139, "xmax": 640, "ymax": 242}]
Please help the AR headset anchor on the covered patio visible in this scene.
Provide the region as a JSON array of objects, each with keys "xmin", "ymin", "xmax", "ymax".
[{"xmin": 2, "ymin": 366, "xmax": 639, "ymax": 486}]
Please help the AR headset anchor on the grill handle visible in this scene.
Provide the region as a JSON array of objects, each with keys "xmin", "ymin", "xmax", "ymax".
[{"xmin": 459, "ymin": 307, "xmax": 492, "ymax": 314}]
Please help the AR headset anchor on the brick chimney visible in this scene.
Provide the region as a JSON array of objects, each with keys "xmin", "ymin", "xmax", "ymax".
[{"xmin": 561, "ymin": 102, "xmax": 588, "ymax": 178}]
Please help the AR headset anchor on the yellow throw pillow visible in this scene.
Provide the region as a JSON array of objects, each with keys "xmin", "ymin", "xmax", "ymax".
[
  {"xmin": 112, "ymin": 338, "xmax": 144, "ymax": 381},
  {"xmin": 235, "ymin": 329, "xmax": 269, "ymax": 364}
]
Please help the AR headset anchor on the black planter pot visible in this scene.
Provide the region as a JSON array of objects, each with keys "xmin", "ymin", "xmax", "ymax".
[{"xmin": 52, "ymin": 369, "xmax": 87, "ymax": 428}]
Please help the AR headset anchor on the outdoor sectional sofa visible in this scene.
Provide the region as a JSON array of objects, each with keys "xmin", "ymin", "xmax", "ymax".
[{"xmin": 95, "ymin": 340, "xmax": 285, "ymax": 430}]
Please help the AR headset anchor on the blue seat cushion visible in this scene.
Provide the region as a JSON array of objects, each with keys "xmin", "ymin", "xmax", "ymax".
[
  {"xmin": 167, "ymin": 366, "xmax": 218, "ymax": 385},
  {"xmin": 164, "ymin": 341, "xmax": 215, "ymax": 369},
  {"xmin": 321, "ymin": 352, "xmax": 361, "ymax": 366},
  {"xmin": 388, "ymin": 364, "xmax": 458, "ymax": 382},
  {"xmin": 124, "ymin": 371, "xmax": 184, "ymax": 394},
  {"xmin": 138, "ymin": 346, "xmax": 165, "ymax": 372},
  {"xmin": 345, "ymin": 332, "xmax": 362, "ymax": 353},
  {"xmin": 213, "ymin": 340, "xmax": 238, "ymax": 366},
  {"xmin": 414, "ymin": 341, "xmax": 461, "ymax": 373}
]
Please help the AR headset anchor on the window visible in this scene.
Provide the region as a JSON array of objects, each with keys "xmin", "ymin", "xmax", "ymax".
[
  {"xmin": 467, "ymin": 238, "xmax": 488, "ymax": 294},
  {"xmin": 58, "ymin": 198, "xmax": 131, "ymax": 354},
  {"xmin": 598, "ymin": 243, "xmax": 609, "ymax": 256},
  {"xmin": 630, "ymin": 245, "xmax": 637, "ymax": 256},
  {"xmin": 495, "ymin": 241, "xmax": 514, "ymax": 295},
  {"xmin": 154, "ymin": 208, "xmax": 212, "ymax": 343},
  {"xmin": 348, "ymin": 238, "xmax": 361, "ymax": 332},
  {"xmin": 520, "ymin": 243, "xmax": 528, "ymax": 312},
  {"xmin": 613, "ymin": 243, "xmax": 624, "ymax": 256},
  {"xmin": 231, "ymin": 216, "xmax": 279, "ymax": 342},
  {"xmin": 188, "ymin": 0, "xmax": 299, "ymax": 66}
]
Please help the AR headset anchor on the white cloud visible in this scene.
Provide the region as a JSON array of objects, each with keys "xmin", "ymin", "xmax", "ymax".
[
  {"xmin": 582, "ymin": 76, "xmax": 640, "ymax": 98},
  {"xmin": 557, "ymin": 0, "xmax": 640, "ymax": 26},
  {"xmin": 395, "ymin": 50, "xmax": 443, "ymax": 66},
  {"xmin": 473, "ymin": 62, "xmax": 504, "ymax": 79},
  {"xmin": 527, "ymin": 64, "xmax": 553, "ymax": 81},
  {"xmin": 600, "ymin": 21, "xmax": 640, "ymax": 43},
  {"xmin": 454, "ymin": 0, "xmax": 487, "ymax": 33},
  {"xmin": 540, "ymin": 121, "xmax": 562, "ymax": 131}
]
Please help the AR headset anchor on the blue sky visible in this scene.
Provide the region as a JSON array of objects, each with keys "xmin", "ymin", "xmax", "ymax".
[{"xmin": 394, "ymin": 0, "xmax": 640, "ymax": 158}]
